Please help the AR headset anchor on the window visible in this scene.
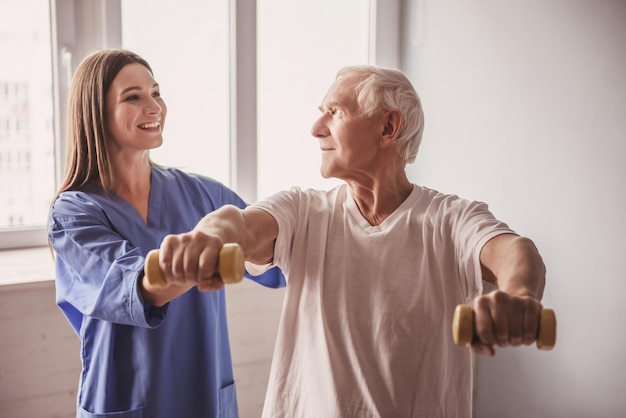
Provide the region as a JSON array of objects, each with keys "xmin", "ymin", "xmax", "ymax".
[
  {"xmin": 121, "ymin": 0, "xmax": 231, "ymax": 185},
  {"xmin": 257, "ymin": 0, "xmax": 371, "ymax": 199},
  {"xmin": 0, "ymin": 0, "xmax": 54, "ymax": 247},
  {"xmin": 0, "ymin": 0, "xmax": 398, "ymax": 250}
]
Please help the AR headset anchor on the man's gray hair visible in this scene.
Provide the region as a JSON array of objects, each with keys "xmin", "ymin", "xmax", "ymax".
[{"xmin": 336, "ymin": 65, "xmax": 425, "ymax": 164}]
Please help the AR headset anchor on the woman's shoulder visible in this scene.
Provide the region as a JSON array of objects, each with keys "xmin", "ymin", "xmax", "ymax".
[
  {"xmin": 153, "ymin": 166, "xmax": 246, "ymax": 207},
  {"xmin": 50, "ymin": 184, "xmax": 113, "ymax": 223},
  {"xmin": 154, "ymin": 166, "xmax": 224, "ymax": 188},
  {"xmin": 53, "ymin": 183, "xmax": 105, "ymax": 207}
]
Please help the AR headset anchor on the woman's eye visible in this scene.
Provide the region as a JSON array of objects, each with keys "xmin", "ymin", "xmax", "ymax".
[
  {"xmin": 125, "ymin": 95, "xmax": 139, "ymax": 101},
  {"xmin": 152, "ymin": 91, "xmax": 161, "ymax": 98}
]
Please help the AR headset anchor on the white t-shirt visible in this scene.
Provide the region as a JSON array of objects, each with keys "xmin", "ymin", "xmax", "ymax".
[{"xmin": 253, "ymin": 184, "xmax": 514, "ymax": 418}]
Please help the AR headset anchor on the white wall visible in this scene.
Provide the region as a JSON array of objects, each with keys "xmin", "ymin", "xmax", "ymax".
[
  {"xmin": 226, "ymin": 281, "xmax": 285, "ymax": 417},
  {"xmin": 401, "ymin": 1, "xmax": 626, "ymax": 417},
  {"xmin": 0, "ymin": 251, "xmax": 283, "ymax": 418},
  {"xmin": 0, "ymin": 279, "xmax": 78, "ymax": 418}
]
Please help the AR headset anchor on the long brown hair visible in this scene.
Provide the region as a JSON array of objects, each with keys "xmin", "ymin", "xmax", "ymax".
[{"xmin": 57, "ymin": 49, "xmax": 154, "ymax": 196}]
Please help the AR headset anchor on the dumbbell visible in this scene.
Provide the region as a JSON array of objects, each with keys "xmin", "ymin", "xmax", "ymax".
[
  {"xmin": 452, "ymin": 304, "xmax": 557, "ymax": 350},
  {"xmin": 144, "ymin": 243, "xmax": 244, "ymax": 289}
]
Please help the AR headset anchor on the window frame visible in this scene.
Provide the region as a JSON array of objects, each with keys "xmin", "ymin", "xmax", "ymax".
[{"xmin": 0, "ymin": 0, "xmax": 399, "ymax": 250}]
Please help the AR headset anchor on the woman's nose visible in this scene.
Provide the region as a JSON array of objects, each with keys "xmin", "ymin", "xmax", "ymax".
[{"xmin": 146, "ymin": 98, "xmax": 163, "ymax": 114}]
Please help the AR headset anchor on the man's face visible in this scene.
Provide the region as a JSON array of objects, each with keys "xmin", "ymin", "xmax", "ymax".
[{"xmin": 311, "ymin": 74, "xmax": 383, "ymax": 182}]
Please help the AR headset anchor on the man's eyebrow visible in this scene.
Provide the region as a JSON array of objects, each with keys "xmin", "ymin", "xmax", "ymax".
[{"xmin": 318, "ymin": 100, "xmax": 342, "ymax": 112}]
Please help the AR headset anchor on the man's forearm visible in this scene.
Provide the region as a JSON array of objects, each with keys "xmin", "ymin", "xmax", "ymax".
[
  {"xmin": 481, "ymin": 234, "xmax": 546, "ymax": 300},
  {"xmin": 193, "ymin": 205, "xmax": 277, "ymax": 266},
  {"xmin": 193, "ymin": 205, "xmax": 250, "ymax": 250}
]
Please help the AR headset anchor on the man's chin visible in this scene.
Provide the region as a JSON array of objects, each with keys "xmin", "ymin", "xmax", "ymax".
[{"xmin": 320, "ymin": 168, "xmax": 335, "ymax": 179}]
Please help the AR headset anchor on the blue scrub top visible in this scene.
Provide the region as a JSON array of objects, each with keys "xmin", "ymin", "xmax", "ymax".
[{"xmin": 48, "ymin": 167, "xmax": 284, "ymax": 418}]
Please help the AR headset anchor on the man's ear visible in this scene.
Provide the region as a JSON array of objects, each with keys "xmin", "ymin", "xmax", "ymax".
[{"xmin": 380, "ymin": 109, "xmax": 403, "ymax": 148}]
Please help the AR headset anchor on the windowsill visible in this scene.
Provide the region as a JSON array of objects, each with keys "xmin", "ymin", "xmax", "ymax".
[{"xmin": 0, "ymin": 246, "xmax": 55, "ymax": 286}]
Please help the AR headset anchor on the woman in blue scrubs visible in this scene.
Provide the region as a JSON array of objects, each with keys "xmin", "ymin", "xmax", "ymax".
[{"xmin": 48, "ymin": 49, "xmax": 283, "ymax": 418}]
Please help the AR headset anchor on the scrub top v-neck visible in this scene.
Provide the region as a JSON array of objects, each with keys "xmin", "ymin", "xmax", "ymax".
[{"xmin": 49, "ymin": 166, "xmax": 285, "ymax": 418}]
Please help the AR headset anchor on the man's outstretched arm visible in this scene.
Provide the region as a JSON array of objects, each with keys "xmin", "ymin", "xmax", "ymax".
[
  {"xmin": 473, "ymin": 233, "xmax": 547, "ymax": 356},
  {"xmin": 141, "ymin": 205, "xmax": 279, "ymax": 305}
]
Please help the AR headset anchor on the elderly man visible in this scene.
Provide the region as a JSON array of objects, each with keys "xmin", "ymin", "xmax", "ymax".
[{"xmin": 147, "ymin": 65, "xmax": 546, "ymax": 417}]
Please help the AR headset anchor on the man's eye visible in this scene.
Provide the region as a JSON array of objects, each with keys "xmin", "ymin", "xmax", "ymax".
[{"xmin": 318, "ymin": 106, "xmax": 340, "ymax": 116}]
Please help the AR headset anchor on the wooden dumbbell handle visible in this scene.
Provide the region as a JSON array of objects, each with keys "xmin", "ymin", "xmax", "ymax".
[
  {"xmin": 452, "ymin": 304, "xmax": 557, "ymax": 350},
  {"xmin": 144, "ymin": 243, "xmax": 245, "ymax": 289}
]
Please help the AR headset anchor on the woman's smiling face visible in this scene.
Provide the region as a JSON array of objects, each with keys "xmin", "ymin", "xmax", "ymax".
[{"xmin": 105, "ymin": 63, "xmax": 167, "ymax": 153}]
